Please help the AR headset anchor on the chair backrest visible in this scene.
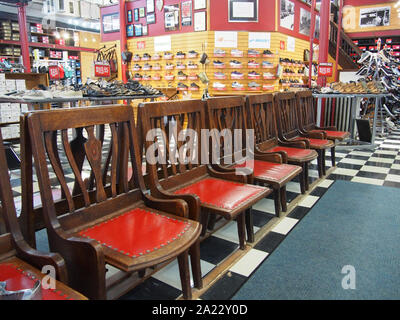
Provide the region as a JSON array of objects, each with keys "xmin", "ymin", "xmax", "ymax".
[
  {"xmin": 205, "ymin": 96, "xmax": 248, "ymax": 164},
  {"xmin": 26, "ymin": 105, "xmax": 145, "ymax": 232},
  {"xmin": 245, "ymin": 93, "xmax": 279, "ymax": 150},
  {"xmin": 273, "ymin": 92, "xmax": 300, "ymax": 140},
  {"xmin": 0, "ymin": 129, "xmax": 25, "ymax": 247},
  {"xmin": 138, "ymin": 99, "xmax": 208, "ymax": 191},
  {"xmin": 296, "ymin": 90, "xmax": 316, "ymax": 132}
]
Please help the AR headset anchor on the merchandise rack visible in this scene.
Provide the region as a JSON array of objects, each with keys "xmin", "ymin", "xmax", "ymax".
[{"xmin": 313, "ymin": 93, "xmax": 390, "ymax": 149}]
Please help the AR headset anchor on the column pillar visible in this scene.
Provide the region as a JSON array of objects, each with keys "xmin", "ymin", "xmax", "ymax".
[
  {"xmin": 119, "ymin": 0, "xmax": 128, "ymax": 83},
  {"xmin": 317, "ymin": 0, "xmax": 331, "ymax": 87},
  {"xmin": 17, "ymin": 2, "xmax": 31, "ymax": 73}
]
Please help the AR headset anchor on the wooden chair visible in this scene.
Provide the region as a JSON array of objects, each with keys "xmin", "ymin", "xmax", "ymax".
[
  {"xmin": 245, "ymin": 93, "xmax": 318, "ymax": 193},
  {"xmin": 138, "ymin": 99, "xmax": 271, "ymax": 247},
  {"xmin": 274, "ymin": 92, "xmax": 335, "ymax": 178},
  {"xmin": 295, "ymin": 90, "xmax": 350, "ymax": 167},
  {"xmin": 0, "ymin": 130, "xmax": 86, "ymax": 300},
  {"xmin": 205, "ymin": 96, "xmax": 302, "ymax": 218},
  {"xmin": 19, "ymin": 109, "xmax": 113, "ymax": 249},
  {"xmin": 25, "ymin": 105, "xmax": 202, "ymax": 300}
]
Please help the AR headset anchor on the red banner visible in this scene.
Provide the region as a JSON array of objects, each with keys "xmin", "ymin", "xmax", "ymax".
[
  {"xmin": 48, "ymin": 65, "xmax": 61, "ymax": 80},
  {"xmin": 94, "ymin": 63, "xmax": 111, "ymax": 77},
  {"xmin": 318, "ymin": 63, "xmax": 333, "ymax": 77}
]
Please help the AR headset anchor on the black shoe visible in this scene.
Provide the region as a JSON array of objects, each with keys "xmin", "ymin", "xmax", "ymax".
[
  {"xmin": 177, "ymin": 82, "xmax": 188, "ymax": 88},
  {"xmin": 190, "ymin": 83, "xmax": 200, "ymax": 89}
]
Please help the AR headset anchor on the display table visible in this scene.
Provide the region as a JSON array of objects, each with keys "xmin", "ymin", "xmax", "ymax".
[{"xmin": 313, "ymin": 93, "xmax": 389, "ymax": 150}]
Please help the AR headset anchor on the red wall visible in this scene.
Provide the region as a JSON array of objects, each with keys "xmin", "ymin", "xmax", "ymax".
[
  {"xmin": 343, "ymin": 0, "xmax": 394, "ymax": 6},
  {"xmin": 209, "ymin": 0, "xmax": 275, "ymax": 31}
]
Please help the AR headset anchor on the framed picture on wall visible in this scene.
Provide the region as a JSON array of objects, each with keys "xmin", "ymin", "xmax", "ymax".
[
  {"xmin": 102, "ymin": 13, "xmax": 120, "ymax": 33},
  {"xmin": 164, "ymin": 4, "xmax": 180, "ymax": 31},
  {"xmin": 139, "ymin": 7, "xmax": 146, "ymax": 18},
  {"xmin": 127, "ymin": 24, "xmax": 134, "ymax": 37},
  {"xmin": 228, "ymin": 0, "xmax": 258, "ymax": 22},
  {"xmin": 134, "ymin": 8, "xmax": 139, "ymax": 21},
  {"xmin": 299, "ymin": 8, "xmax": 311, "ymax": 36},
  {"xmin": 134, "ymin": 24, "xmax": 143, "ymax": 37},
  {"xmin": 127, "ymin": 10, "xmax": 133, "ymax": 23},
  {"xmin": 280, "ymin": 0, "xmax": 295, "ymax": 30},
  {"xmin": 142, "ymin": 24, "xmax": 148, "ymax": 36},
  {"xmin": 147, "ymin": 13, "xmax": 156, "ymax": 24},
  {"xmin": 194, "ymin": 11, "xmax": 206, "ymax": 31},
  {"xmin": 181, "ymin": 0, "xmax": 192, "ymax": 27},
  {"xmin": 147, "ymin": 0, "xmax": 155, "ymax": 13},
  {"xmin": 194, "ymin": 0, "xmax": 206, "ymax": 10}
]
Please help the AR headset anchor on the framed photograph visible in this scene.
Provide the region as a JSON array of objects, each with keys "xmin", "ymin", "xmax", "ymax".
[
  {"xmin": 194, "ymin": 11, "xmax": 206, "ymax": 31},
  {"xmin": 139, "ymin": 7, "xmax": 146, "ymax": 18},
  {"xmin": 194, "ymin": 0, "xmax": 206, "ymax": 10},
  {"xmin": 147, "ymin": 0, "xmax": 155, "ymax": 13},
  {"xmin": 359, "ymin": 6, "xmax": 390, "ymax": 27},
  {"xmin": 127, "ymin": 24, "xmax": 134, "ymax": 37},
  {"xmin": 146, "ymin": 13, "xmax": 156, "ymax": 24},
  {"xmin": 102, "ymin": 13, "xmax": 120, "ymax": 33},
  {"xmin": 134, "ymin": 8, "xmax": 139, "ymax": 21},
  {"xmin": 127, "ymin": 10, "xmax": 133, "ymax": 23},
  {"xmin": 142, "ymin": 24, "xmax": 148, "ymax": 36},
  {"xmin": 134, "ymin": 24, "xmax": 142, "ymax": 37},
  {"xmin": 280, "ymin": 0, "xmax": 294, "ymax": 31},
  {"xmin": 228, "ymin": 0, "xmax": 258, "ymax": 22},
  {"xmin": 164, "ymin": 4, "xmax": 180, "ymax": 31},
  {"xmin": 299, "ymin": 8, "xmax": 311, "ymax": 36},
  {"xmin": 181, "ymin": 0, "xmax": 192, "ymax": 27}
]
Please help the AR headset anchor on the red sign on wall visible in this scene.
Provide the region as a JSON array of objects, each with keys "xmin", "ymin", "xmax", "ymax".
[
  {"xmin": 48, "ymin": 65, "xmax": 61, "ymax": 80},
  {"xmin": 318, "ymin": 63, "xmax": 333, "ymax": 77},
  {"xmin": 137, "ymin": 41, "xmax": 146, "ymax": 50},
  {"xmin": 94, "ymin": 63, "xmax": 111, "ymax": 77},
  {"xmin": 280, "ymin": 41, "xmax": 285, "ymax": 50}
]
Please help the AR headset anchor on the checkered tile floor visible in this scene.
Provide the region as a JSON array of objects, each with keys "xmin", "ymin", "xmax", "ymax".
[{"xmin": 7, "ymin": 128, "xmax": 400, "ymax": 300}]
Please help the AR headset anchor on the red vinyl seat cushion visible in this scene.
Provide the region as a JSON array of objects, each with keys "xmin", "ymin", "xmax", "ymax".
[
  {"xmin": 312, "ymin": 130, "xmax": 350, "ymax": 140},
  {"xmin": 0, "ymin": 263, "xmax": 71, "ymax": 300},
  {"xmin": 79, "ymin": 208, "xmax": 191, "ymax": 258},
  {"xmin": 292, "ymin": 137, "xmax": 333, "ymax": 148},
  {"xmin": 233, "ymin": 160, "xmax": 300, "ymax": 182},
  {"xmin": 267, "ymin": 146, "xmax": 315, "ymax": 160},
  {"xmin": 174, "ymin": 177, "xmax": 266, "ymax": 210}
]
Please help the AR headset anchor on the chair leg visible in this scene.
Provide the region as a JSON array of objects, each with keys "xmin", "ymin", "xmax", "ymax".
[
  {"xmin": 280, "ymin": 186, "xmax": 287, "ymax": 213},
  {"xmin": 317, "ymin": 150, "xmax": 323, "ymax": 178},
  {"xmin": 207, "ymin": 213, "xmax": 217, "ymax": 231},
  {"xmin": 200, "ymin": 210, "xmax": 209, "ymax": 237},
  {"xmin": 299, "ymin": 164, "xmax": 306, "ymax": 194},
  {"xmin": 322, "ymin": 150, "xmax": 327, "ymax": 176},
  {"xmin": 237, "ymin": 212, "xmax": 247, "ymax": 250},
  {"xmin": 189, "ymin": 239, "xmax": 203, "ymax": 290},
  {"xmin": 273, "ymin": 187, "xmax": 281, "ymax": 217},
  {"xmin": 304, "ymin": 162, "xmax": 310, "ymax": 191},
  {"xmin": 331, "ymin": 146, "xmax": 336, "ymax": 167},
  {"xmin": 245, "ymin": 208, "xmax": 254, "ymax": 243},
  {"xmin": 177, "ymin": 250, "xmax": 192, "ymax": 300}
]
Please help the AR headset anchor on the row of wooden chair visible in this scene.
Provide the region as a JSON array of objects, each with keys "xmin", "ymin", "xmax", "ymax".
[{"xmin": 3, "ymin": 90, "xmax": 349, "ymax": 300}]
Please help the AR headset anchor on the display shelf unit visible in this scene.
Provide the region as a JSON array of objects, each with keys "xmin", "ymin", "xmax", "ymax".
[{"xmin": 351, "ymin": 36, "xmax": 400, "ymax": 62}]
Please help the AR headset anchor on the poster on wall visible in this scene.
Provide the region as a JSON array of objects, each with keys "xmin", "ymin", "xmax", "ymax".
[
  {"xmin": 215, "ymin": 31, "xmax": 238, "ymax": 48},
  {"xmin": 287, "ymin": 36, "xmax": 295, "ymax": 52},
  {"xmin": 154, "ymin": 35, "xmax": 172, "ymax": 52},
  {"xmin": 102, "ymin": 13, "xmax": 120, "ymax": 33},
  {"xmin": 127, "ymin": 24, "xmax": 134, "ymax": 37},
  {"xmin": 181, "ymin": 0, "xmax": 193, "ymax": 26},
  {"xmin": 194, "ymin": 0, "xmax": 206, "ymax": 10},
  {"xmin": 299, "ymin": 8, "xmax": 311, "ymax": 36},
  {"xmin": 359, "ymin": 6, "xmax": 390, "ymax": 27},
  {"xmin": 134, "ymin": 24, "xmax": 142, "ymax": 37},
  {"xmin": 280, "ymin": 0, "xmax": 294, "ymax": 31},
  {"xmin": 248, "ymin": 32, "xmax": 271, "ymax": 49},
  {"xmin": 147, "ymin": 13, "xmax": 156, "ymax": 24},
  {"xmin": 147, "ymin": 0, "xmax": 155, "ymax": 13},
  {"xmin": 194, "ymin": 11, "xmax": 206, "ymax": 31},
  {"xmin": 164, "ymin": 4, "xmax": 180, "ymax": 31},
  {"xmin": 228, "ymin": 0, "xmax": 258, "ymax": 22}
]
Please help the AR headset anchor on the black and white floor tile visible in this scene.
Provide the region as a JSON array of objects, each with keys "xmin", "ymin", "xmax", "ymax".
[{"xmin": 6, "ymin": 128, "xmax": 400, "ymax": 300}]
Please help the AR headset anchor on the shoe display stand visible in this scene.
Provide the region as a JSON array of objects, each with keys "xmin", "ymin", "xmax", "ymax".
[{"xmin": 313, "ymin": 93, "xmax": 390, "ymax": 150}]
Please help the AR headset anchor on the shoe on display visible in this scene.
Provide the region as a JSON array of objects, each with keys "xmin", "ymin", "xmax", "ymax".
[
  {"xmin": 248, "ymin": 60, "xmax": 259, "ymax": 67},
  {"xmin": 248, "ymin": 49, "xmax": 260, "ymax": 55},
  {"xmin": 214, "ymin": 72, "xmax": 226, "ymax": 77},
  {"xmin": 213, "ymin": 60, "xmax": 225, "ymax": 66},
  {"xmin": 177, "ymin": 82, "xmax": 188, "ymax": 88},
  {"xmin": 248, "ymin": 71, "xmax": 260, "ymax": 76},
  {"xmin": 212, "ymin": 82, "xmax": 226, "ymax": 89},
  {"xmin": 230, "ymin": 60, "xmax": 242, "ymax": 67},
  {"xmin": 231, "ymin": 81, "xmax": 244, "ymax": 88},
  {"xmin": 178, "ymin": 71, "xmax": 188, "ymax": 77},
  {"xmin": 263, "ymin": 50, "xmax": 273, "ymax": 55},
  {"xmin": 231, "ymin": 49, "xmax": 243, "ymax": 56},
  {"xmin": 262, "ymin": 61, "xmax": 274, "ymax": 68},
  {"xmin": 248, "ymin": 81, "xmax": 261, "ymax": 88},
  {"xmin": 214, "ymin": 49, "xmax": 226, "ymax": 55},
  {"xmin": 190, "ymin": 83, "xmax": 200, "ymax": 89}
]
